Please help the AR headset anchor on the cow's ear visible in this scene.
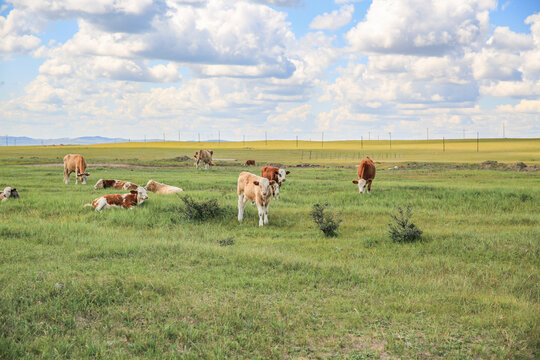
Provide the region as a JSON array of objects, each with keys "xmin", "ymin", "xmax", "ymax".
[
  {"xmin": 11, "ymin": 188, "xmax": 16, "ymax": 191},
  {"xmin": 210, "ymin": 151, "xmax": 213, "ymax": 155},
  {"xmin": 286, "ymin": 171, "xmax": 290, "ymax": 175},
  {"xmin": 274, "ymin": 171, "xmax": 279, "ymax": 175},
  {"xmin": 270, "ymin": 180, "xmax": 276, "ymax": 185},
  {"xmin": 253, "ymin": 181, "xmax": 259, "ymax": 186},
  {"xmin": 130, "ymin": 190, "xmax": 137, "ymax": 194},
  {"xmin": 352, "ymin": 180, "xmax": 358, "ymax": 184}
]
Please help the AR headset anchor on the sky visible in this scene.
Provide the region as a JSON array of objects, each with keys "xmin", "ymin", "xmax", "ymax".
[{"xmin": 1, "ymin": 0, "xmax": 539, "ymax": 141}]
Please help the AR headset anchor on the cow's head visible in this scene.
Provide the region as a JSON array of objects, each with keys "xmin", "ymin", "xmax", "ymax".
[
  {"xmin": 352, "ymin": 179, "xmax": 367, "ymax": 194},
  {"xmin": 144, "ymin": 179, "xmax": 156, "ymax": 192},
  {"xmin": 2, "ymin": 187, "xmax": 12, "ymax": 199},
  {"xmin": 253, "ymin": 178, "xmax": 273, "ymax": 198},
  {"xmin": 93, "ymin": 179, "xmax": 104, "ymax": 189},
  {"xmin": 270, "ymin": 181, "xmax": 280, "ymax": 198},
  {"xmin": 132, "ymin": 186, "xmax": 149, "ymax": 204},
  {"xmin": 77, "ymin": 172, "xmax": 90, "ymax": 184},
  {"xmin": 275, "ymin": 168, "xmax": 289, "ymax": 184}
]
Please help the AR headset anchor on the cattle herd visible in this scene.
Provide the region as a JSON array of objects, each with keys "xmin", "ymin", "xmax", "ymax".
[{"xmin": 2, "ymin": 151, "xmax": 377, "ymax": 227}]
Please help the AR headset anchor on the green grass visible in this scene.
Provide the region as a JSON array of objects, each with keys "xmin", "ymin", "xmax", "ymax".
[{"xmin": 0, "ymin": 153, "xmax": 539, "ymax": 358}]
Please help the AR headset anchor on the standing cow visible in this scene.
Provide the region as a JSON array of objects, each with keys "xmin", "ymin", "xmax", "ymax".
[
  {"xmin": 194, "ymin": 150, "xmax": 214, "ymax": 169},
  {"xmin": 261, "ymin": 166, "xmax": 290, "ymax": 200},
  {"xmin": 237, "ymin": 172, "xmax": 276, "ymax": 227},
  {"xmin": 353, "ymin": 157, "xmax": 376, "ymax": 194},
  {"xmin": 63, "ymin": 154, "xmax": 90, "ymax": 185}
]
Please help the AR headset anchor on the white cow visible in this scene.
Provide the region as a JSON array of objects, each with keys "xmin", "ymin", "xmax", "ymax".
[
  {"xmin": 237, "ymin": 172, "xmax": 276, "ymax": 227},
  {"xmin": 144, "ymin": 180, "xmax": 183, "ymax": 194}
]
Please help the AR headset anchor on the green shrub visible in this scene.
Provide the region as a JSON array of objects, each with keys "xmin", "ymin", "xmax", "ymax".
[
  {"xmin": 218, "ymin": 237, "xmax": 235, "ymax": 247},
  {"xmin": 388, "ymin": 206, "xmax": 423, "ymax": 243},
  {"xmin": 180, "ymin": 195, "xmax": 222, "ymax": 221},
  {"xmin": 311, "ymin": 202, "xmax": 341, "ymax": 237}
]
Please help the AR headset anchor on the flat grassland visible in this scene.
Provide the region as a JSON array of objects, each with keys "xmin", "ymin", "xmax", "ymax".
[{"xmin": 0, "ymin": 139, "xmax": 538, "ymax": 359}]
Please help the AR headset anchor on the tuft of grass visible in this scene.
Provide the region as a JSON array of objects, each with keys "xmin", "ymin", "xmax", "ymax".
[
  {"xmin": 180, "ymin": 195, "xmax": 223, "ymax": 221},
  {"xmin": 218, "ymin": 237, "xmax": 235, "ymax": 247},
  {"xmin": 311, "ymin": 202, "xmax": 342, "ymax": 237},
  {"xmin": 388, "ymin": 206, "xmax": 423, "ymax": 243}
]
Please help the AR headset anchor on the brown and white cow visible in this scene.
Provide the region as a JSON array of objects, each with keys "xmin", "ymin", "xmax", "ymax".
[
  {"xmin": 93, "ymin": 179, "xmax": 139, "ymax": 191},
  {"xmin": 237, "ymin": 172, "xmax": 276, "ymax": 227},
  {"xmin": 243, "ymin": 159, "xmax": 256, "ymax": 166},
  {"xmin": 144, "ymin": 179, "xmax": 183, "ymax": 194},
  {"xmin": 194, "ymin": 150, "xmax": 214, "ymax": 169},
  {"xmin": 63, "ymin": 154, "xmax": 90, "ymax": 185},
  {"xmin": 1, "ymin": 187, "xmax": 20, "ymax": 202},
  {"xmin": 261, "ymin": 166, "xmax": 290, "ymax": 200},
  {"xmin": 85, "ymin": 186, "xmax": 148, "ymax": 211},
  {"xmin": 352, "ymin": 157, "xmax": 376, "ymax": 194}
]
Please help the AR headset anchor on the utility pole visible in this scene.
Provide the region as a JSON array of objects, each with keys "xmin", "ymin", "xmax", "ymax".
[
  {"xmin": 321, "ymin": 132, "xmax": 324, "ymax": 148},
  {"xmin": 198, "ymin": 133, "xmax": 200, "ymax": 143},
  {"xmin": 178, "ymin": 131, "xmax": 181, "ymax": 142},
  {"xmin": 163, "ymin": 133, "xmax": 165, "ymax": 142},
  {"xmin": 218, "ymin": 131, "xmax": 220, "ymax": 143},
  {"xmin": 368, "ymin": 131, "xmax": 370, "ymax": 141}
]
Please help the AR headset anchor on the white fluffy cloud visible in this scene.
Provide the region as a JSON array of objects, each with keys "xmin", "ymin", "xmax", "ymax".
[
  {"xmin": 346, "ymin": 0, "xmax": 495, "ymax": 55},
  {"xmin": 0, "ymin": 8, "xmax": 42, "ymax": 55},
  {"xmin": 310, "ymin": 4, "xmax": 354, "ymax": 30}
]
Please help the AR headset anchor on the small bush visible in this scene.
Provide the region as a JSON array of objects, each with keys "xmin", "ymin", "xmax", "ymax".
[
  {"xmin": 218, "ymin": 237, "xmax": 235, "ymax": 247},
  {"xmin": 180, "ymin": 195, "xmax": 222, "ymax": 221},
  {"xmin": 311, "ymin": 202, "xmax": 341, "ymax": 237},
  {"xmin": 388, "ymin": 206, "xmax": 423, "ymax": 243}
]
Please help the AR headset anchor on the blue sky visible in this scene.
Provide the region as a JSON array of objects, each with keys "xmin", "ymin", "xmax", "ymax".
[{"xmin": 1, "ymin": 0, "xmax": 539, "ymax": 141}]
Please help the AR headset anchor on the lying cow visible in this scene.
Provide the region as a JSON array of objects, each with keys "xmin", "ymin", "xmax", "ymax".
[
  {"xmin": 93, "ymin": 179, "xmax": 139, "ymax": 190},
  {"xmin": 353, "ymin": 157, "xmax": 376, "ymax": 194},
  {"xmin": 144, "ymin": 179, "xmax": 183, "ymax": 194},
  {"xmin": 1, "ymin": 187, "xmax": 20, "ymax": 202},
  {"xmin": 85, "ymin": 186, "xmax": 148, "ymax": 211},
  {"xmin": 261, "ymin": 166, "xmax": 290, "ymax": 200},
  {"xmin": 63, "ymin": 154, "xmax": 90, "ymax": 185},
  {"xmin": 243, "ymin": 159, "xmax": 256, "ymax": 166},
  {"xmin": 237, "ymin": 172, "xmax": 276, "ymax": 227},
  {"xmin": 194, "ymin": 150, "xmax": 214, "ymax": 169}
]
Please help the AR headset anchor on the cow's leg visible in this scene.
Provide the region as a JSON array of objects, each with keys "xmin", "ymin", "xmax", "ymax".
[
  {"xmin": 263, "ymin": 202, "xmax": 270, "ymax": 224},
  {"xmin": 256, "ymin": 203, "xmax": 265, "ymax": 227},
  {"xmin": 238, "ymin": 194, "xmax": 245, "ymax": 221},
  {"xmin": 367, "ymin": 181, "xmax": 372, "ymax": 194},
  {"xmin": 75, "ymin": 165, "xmax": 79, "ymax": 184},
  {"xmin": 64, "ymin": 166, "xmax": 70, "ymax": 184}
]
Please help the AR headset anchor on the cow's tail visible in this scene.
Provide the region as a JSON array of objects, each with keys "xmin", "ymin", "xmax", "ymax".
[{"xmin": 83, "ymin": 203, "xmax": 93, "ymax": 208}]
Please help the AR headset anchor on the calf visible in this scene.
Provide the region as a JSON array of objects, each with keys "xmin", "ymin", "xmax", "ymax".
[
  {"xmin": 144, "ymin": 179, "xmax": 183, "ymax": 194},
  {"xmin": 243, "ymin": 159, "xmax": 256, "ymax": 166},
  {"xmin": 85, "ymin": 186, "xmax": 148, "ymax": 211},
  {"xmin": 237, "ymin": 172, "xmax": 276, "ymax": 227},
  {"xmin": 194, "ymin": 150, "xmax": 214, "ymax": 169},
  {"xmin": 261, "ymin": 166, "xmax": 290, "ymax": 200},
  {"xmin": 93, "ymin": 179, "xmax": 139, "ymax": 190},
  {"xmin": 63, "ymin": 154, "xmax": 90, "ymax": 184},
  {"xmin": 353, "ymin": 157, "xmax": 376, "ymax": 194},
  {"xmin": 1, "ymin": 187, "xmax": 20, "ymax": 202}
]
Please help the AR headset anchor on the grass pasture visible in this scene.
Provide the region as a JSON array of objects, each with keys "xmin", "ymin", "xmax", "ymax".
[{"xmin": 0, "ymin": 141, "xmax": 539, "ymax": 359}]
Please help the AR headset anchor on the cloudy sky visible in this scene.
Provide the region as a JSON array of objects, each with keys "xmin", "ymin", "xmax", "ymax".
[{"xmin": 1, "ymin": 0, "xmax": 539, "ymax": 141}]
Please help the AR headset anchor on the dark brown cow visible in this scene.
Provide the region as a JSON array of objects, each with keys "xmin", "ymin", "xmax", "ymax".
[
  {"xmin": 243, "ymin": 159, "xmax": 256, "ymax": 166},
  {"xmin": 352, "ymin": 157, "xmax": 376, "ymax": 194},
  {"xmin": 63, "ymin": 154, "xmax": 90, "ymax": 184},
  {"xmin": 261, "ymin": 166, "xmax": 290, "ymax": 200}
]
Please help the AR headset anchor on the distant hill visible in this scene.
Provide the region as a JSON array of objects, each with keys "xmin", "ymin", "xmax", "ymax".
[{"xmin": 0, "ymin": 136, "xmax": 192, "ymax": 146}]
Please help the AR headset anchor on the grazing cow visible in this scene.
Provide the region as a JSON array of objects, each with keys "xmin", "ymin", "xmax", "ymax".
[
  {"xmin": 237, "ymin": 172, "xmax": 276, "ymax": 227},
  {"xmin": 243, "ymin": 159, "xmax": 256, "ymax": 166},
  {"xmin": 144, "ymin": 179, "xmax": 183, "ymax": 194},
  {"xmin": 352, "ymin": 157, "xmax": 376, "ymax": 194},
  {"xmin": 63, "ymin": 154, "xmax": 90, "ymax": 185},
  {"xmin": 93, "ymin": 179, "xmax": 139, "ymax": 191},
  {"xmin": 260, "ymin": 166, "xmax": 290, "ymax": 200},
  {"xmin": 1, "ymin": 187, "xmax": 20, "ymax": 202},
  {"xmin": 85, "ymin": 186, "xmax": 148, "ymax": 211},
  {"xmin": 194, "ymin": 150, "xmax": 214, "ymax": 169}
]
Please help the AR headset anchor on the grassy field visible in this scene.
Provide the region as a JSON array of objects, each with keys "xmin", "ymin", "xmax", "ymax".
[{"xmin": 0, "ymin": 141, "xmax": 539, "ymax": 359}]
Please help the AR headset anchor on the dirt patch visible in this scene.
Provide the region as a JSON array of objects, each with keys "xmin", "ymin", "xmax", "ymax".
[
  {"xmin": 294, "ymin": 163, "xmax": 323, "ymax": 168},
  {"xmin": 24, "ymin": 163, "xmax": 153, "ymax": 169}
]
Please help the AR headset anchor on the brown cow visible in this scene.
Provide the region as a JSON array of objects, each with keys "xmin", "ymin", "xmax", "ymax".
[
  {"xmin": 194, "ymin": 150, "xmax": 214, "ymax": 169},
  {"xmin": 93, "ymin": 179, "xmax": 139, "ymax": 190},
  {"xmin": 63, "ymin": 154, "xmax": 90, "ymax": 184},
  {"xmin": 261, "ymin": 166, "xmax": 290, "ymax": 200},
  {"xmin": 85, "ymin": 186, "xmax": 148, "ymax": 211},
  {"xmin": 243, "ymin": 159, "xmax": 256, "ymax": 166},
  {"xmin": 352, "ymin": 157, "xmax": 376, "ymax": 194},
  {"xmin": 237, "ymin": 172, "xmax": 276, "ymax": 227}
]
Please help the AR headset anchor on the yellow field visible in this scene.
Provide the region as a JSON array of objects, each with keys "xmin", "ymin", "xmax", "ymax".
[{"xmin": 1, "ymin": 138, "xmax": 538, "ymax": 165}]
